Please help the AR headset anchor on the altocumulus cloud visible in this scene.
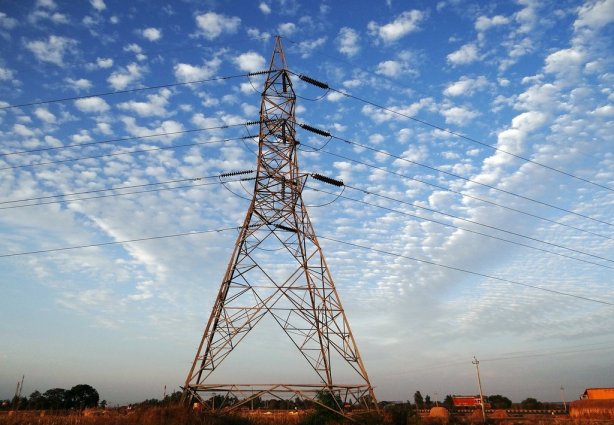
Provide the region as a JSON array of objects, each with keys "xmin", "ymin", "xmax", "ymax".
[
  {"xmin": 195, "ymin": 11, "xmax": 241, "ymax": 40},
  {"xmin": 233, "ymin": 51, "xmax": 265, "ymax": 72}
]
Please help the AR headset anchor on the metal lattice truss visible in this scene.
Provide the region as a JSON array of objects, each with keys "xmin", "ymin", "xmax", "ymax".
[{"xmin": 183, "ymin": 37, "xmax": 377, "ymax": 414}]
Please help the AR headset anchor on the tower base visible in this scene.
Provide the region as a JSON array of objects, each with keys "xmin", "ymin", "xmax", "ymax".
[{"xmin": 183, "ymin": 383, "xmax": 377, "ymax": 416}]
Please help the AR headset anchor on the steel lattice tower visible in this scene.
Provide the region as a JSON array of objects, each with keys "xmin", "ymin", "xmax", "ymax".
[{"xmin": 182, "ymin": 37, "xmax": 377, "ymax": 414}]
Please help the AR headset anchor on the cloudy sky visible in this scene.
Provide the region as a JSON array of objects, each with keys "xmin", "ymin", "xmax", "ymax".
[{"xmin": 1, "ymin": 0, "xmax": 613, "ymax": 406}]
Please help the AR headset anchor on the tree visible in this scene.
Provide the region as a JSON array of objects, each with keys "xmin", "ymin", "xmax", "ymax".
[
  {"xmin": 520, "ymin": 397, "xmax": 542, "ymax": 410},
  {"xmin": 67, "ymin": 384, "xmax": 99, "ymax": 410},
  {"xmin": 487, "ymin": 394, "xmax": 512, "ymax": 409},
  {"xmin": 443, "ymin": 395, "xmax": 454, "ymax": 409},
  {"xmin": 425, "ymin": 395, "xmax": 432, "ymax": 408},
  {"xmin": 43, "ymin": 388, "xmax": 67, "ymax": 410},
  {"xmin": 413, "ymin": 391, "xmax": 424, "ymax": 409},
  {"xmin": 28, "ymin": 391, "xmax": 46, "ymax": 410}
]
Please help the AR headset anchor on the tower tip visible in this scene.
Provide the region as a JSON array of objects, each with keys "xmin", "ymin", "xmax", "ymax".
[{"xmin": 268, "ymin": 35, "xmax": 288, "ymax": 71}]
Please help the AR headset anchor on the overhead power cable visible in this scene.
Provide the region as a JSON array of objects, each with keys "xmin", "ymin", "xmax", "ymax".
[
  {"xmin": 306, "ymin": 143, "xmax": 613, "ymax": 240},
  {"xmin": 385, "ymin": 343, "xmax": 614, "ymax": 377},
  {"xmin": 0, "ymin": 175, "xmax": 216, "ymax": 205},
  {"xmin": 310, "ymin": 186, "xmax": 614, "ymax": 270},
  {"xmin": 0, "ymin": 71, "xmax": 270, "ymax": 111},
  {"xmin": 0, "ymin": 122, "xmax": 257, "ymax": 158},
  {"xmin": 293, "ymin": 71, "xmax": 614, "ymax": 194},
  {"xmin": 341, "ymin": 183, "xmax": 614, "ymax": 264},
  {"xmin": 324, "ymin": 132, "xmax": 613, "ymax": 229},
  {"xmin": 7, "ymin": 175, "xmax": 610, "ymax": 270},
  {"xmin": 0, "ymin": 174, "xmax": 253, "ymax": 210},
  {"xmin": 0, "ymin": 135, "xmax": 256, "ymax": 172},
  {"xmin": 0, "ymin": 179, "xmax": 238, "ymax": 210},
  {"xmin": 1, "ymin": 225, "xmax": 611, "ymax": 306},
  {"xmin": 319, "ymin": 236, "xmax": 614, "ymax": 307},
  {"xmin": 0, "ymin": 227, "xmax": 238, "ymax": 258}
]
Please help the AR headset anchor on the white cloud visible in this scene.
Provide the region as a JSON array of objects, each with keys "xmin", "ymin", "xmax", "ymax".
[
  {"xmin": 259, "ymin": 2, "xmax": 271, "ymax": 14},
  {"xmin": 34, "ymin": 108, "xmax": 56, "ymax": 124},
  {"xmin": 107, "ymin": 63, "xmax": 144, "ymax": 90},
  {"xmin": 123, "ymin": 43, "xmax": 146, "ymax": 61},
  {"xmin": 593, "ymin": 104, "xmax": 614, "ymax": 117},
  {"xmin": 233, "ymin": 51, "xmax": 265, "ymax": 72},
  {"xmin": 443, "ymin": 76, "xmax": 489, "ymax": 97},
  {"xmin": 36, "ymin": 0, "xmax": 56, "ymax": 9},
  {"xmin": 247, "ymin": 28, "xmax": 271, "ymax": 42},
  {"xmin": 277, "ymin": 22, "xmax": 296, "ymax": 36},
  {"xmin": 121, "ymin": 117, "xmax": 184, "ymax": 142},
  {"xmin": 475, "ymin": 15, "xmax": 509, "ymax": 31},
  {"xmin": 361, "ymin": 98, "xmax": 434, "ymax": 123},
  {"xmin": 118, "ymin": 89, "xmax": 171, "ymax": 117},
  {"xmin": 574, "ymin": 0, "xmax": 614, "ymax": 30},
  {"xmin": 514, "ymin": 0, "xmax": 539, "ymax": 33},
  {"xmin": 446, "ymin": 43, "xmax": 479, "ymax": 66},
  {"xmin": 74, "ymin": 96, "xmax": 110, "ymax": 113},
  {"xmin": 295, "ymin": 37, "xmax": 327, "ymax": 58},
  {"xmin": 13, "ymin": 123, "xmax": 35, "ymax": 137},
  {"xmin": 0, "ymin": 67, "xmax": 14, "ymax": 80},
  {"xmin": 65, "ymin": 77, "xmax": 93, "ymax": 91},
  {"xmin": 336, "ymin": 27, "xmax": 360, "ymax": 57},
  {"xmin": 142, "ymin": 27, "xmax": 162, "ymax": 41},
  {"xmin": 96, "ymin": 57, "xmax": 113, "ymax": 68},
  {"xmin": 97, "ymin": 122, "xmax": 113, "ymax": 135},
  {"xmin": 28, "ymin": 10, "xmax": 69, "ymax": 24},
  {"xmin": 195, "ymin": 12, "xmax": 241, "ymax": 40},
  {"xmin": 90, "ymin": 0, "xmax": 106, "ymax": 11},
  {"xmin": 0, "ymin": 12, "xmax": 18, "ymax": 29},
  {"xmin": 544, "ymin": 48, "xmax": 584, "ymax": 75},
  {"xmin": 441, "ymin": 105, "xmax": 479, "ymax": 125},
  {"xmin": 25, "ymin": 35, "xmax": 77, "ymax": 67},
  {"xmin": 327, "ymin": 92, "xmax": 345, "ymax": 102},
  {"xmin": 368, "ymin": 10, "xmax": 425, "ymax": 43},
  {"xmin": 376, "ymin": 60, "xmax": 402, "ymax": 77},
  {"xmin": 174, "ymin": 58, "xmax": 221, "ymax": 82},
  {"xmin": 71, "ymin": 130, "xmax": 92, "ymax": 143},
  {"xmin": 488, "ymin": 110, "xmax": 548, "ymax": 159}
]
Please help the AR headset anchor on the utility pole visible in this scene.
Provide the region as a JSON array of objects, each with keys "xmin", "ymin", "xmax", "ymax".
[
  {"xmin": 13, "ymin": 375, "xmax": 24, "ymax": 410},
  {"xmin": 560, "ymin": 386, "xmax": 566, "ymax": 412},
  {"xmin": 472, "ymin": 357, "xmax": 486, "ymax": 423}
]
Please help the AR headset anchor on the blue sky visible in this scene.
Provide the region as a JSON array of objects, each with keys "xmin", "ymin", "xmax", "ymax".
[{"xmin": 1, "ymin": 0, "xmax": 613, "ymax": 406}]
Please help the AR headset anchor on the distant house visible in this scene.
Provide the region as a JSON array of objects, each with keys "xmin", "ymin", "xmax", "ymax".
[
  {"xmin": 452, "ymin": 396, "xmax": 490, "ymax": 408},
  {"xmin": 582, "ymin": 388, "xmax": 614, "ymax": 400}
]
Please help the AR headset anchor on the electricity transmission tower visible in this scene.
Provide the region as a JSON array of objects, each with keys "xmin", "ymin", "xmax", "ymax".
[{"xmin": 182, "ymin": 36, "xmax": 377, "ymax": 415}]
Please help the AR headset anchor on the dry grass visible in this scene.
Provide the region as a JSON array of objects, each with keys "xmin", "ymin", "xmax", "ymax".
[{"xmin": 569, "ymin": 399, "xmax": 614, "ymax": 421}]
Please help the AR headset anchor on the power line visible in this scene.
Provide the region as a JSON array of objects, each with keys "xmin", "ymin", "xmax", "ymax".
[
  {"xmin": 0, "ymin": 135, "xmax": 255, "ymax": 172},
  {"xmin": 0, "ymin": 71, "xmax": 269, "ymax": 111},
  {"xmin": 0, "ymin": 175, "xmax": 217, "ymax": 206},
  {"xmin": 341, "ymin": 183, "xmax": 614, "ymax": 265},
  {"xmin": 0, "ymin": 122, "xmax": 255, "ymax": 158},
  {"xmin": 0, "ymin": 176, "xmax": 249, "ymax": 211},
  {"xmin": 319, "ymin": 236, "xmax": 614, "ymax": 307},
  {"xmin": 291, "ymin": 71, "xmax": 614, "ymax": 194},
  {"xmin": 6, "ymin": 175, "xmax": 610, "ymax": 271},
  {"xmin": 2, "ymin": 225, "xmax": 610, "ymax": 306},
  {"xmin": 308, "ymin": 144, "xmax": 614, "ymax": 240},
  {"xmin": 481, "ymin": 345, "xmax": 614, "ymax": 363},
  {"xmin": 384, "ymin": 343, "xmax": 614, "ymax": 377},
  {"xmin": 333, "ymin": 88, "xmax": 614, "ymax": 194},
  {"xmin": 0, "ymin": 227, "xmax": 238, "ymax": 258},
  {"xmin": 326, "ymin": 132, "xmax": 613, "ymax": 229},
  {"xmin": 310, "ymin": 186, "xmax": 614, "ymax": 270}
]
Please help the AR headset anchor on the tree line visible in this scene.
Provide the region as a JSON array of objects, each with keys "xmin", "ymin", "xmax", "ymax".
[
  {"xmin": 411, "ymin": 390, "xmax": 557, "ymax": 410},
  {"xmin": 0, "ymin": 384, "xmax": 101, "ymax": 411}
]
